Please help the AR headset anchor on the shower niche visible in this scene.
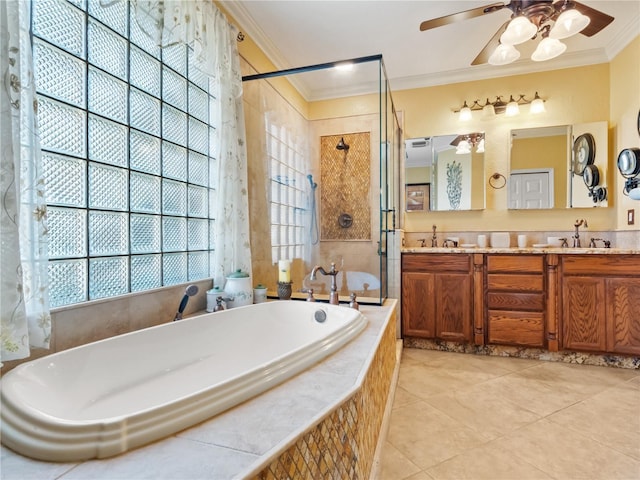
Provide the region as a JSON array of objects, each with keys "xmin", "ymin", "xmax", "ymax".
[{"xmin": 241, "ymin": 55, "xmax": 401, "ymax": 305}]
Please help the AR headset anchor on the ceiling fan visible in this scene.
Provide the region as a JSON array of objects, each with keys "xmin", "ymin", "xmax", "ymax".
[{"xmin": 419, "ymin": 0, "xmax": 614, "ymax": 65}]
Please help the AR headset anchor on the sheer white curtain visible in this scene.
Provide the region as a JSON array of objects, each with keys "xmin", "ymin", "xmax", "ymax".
[
  {"xmin": 1, "ymin": 0, "xmax": 51, "ymax": 362},
  {"xmin": 111, "ymin": 0, "xmax": 252, "ymax": 285}
]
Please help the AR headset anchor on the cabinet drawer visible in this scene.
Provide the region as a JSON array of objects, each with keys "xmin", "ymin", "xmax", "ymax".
[
  {"xmin": 487, "ymin": 292, "xmax": 544, "ymax": 311},
  {"xmin": 402, "ymin": 254, "xmax": 470, "ymax": 273},
  {"xmin": 562, "ymin": 255, "xmax": 640, "ymax": 276},
  {"xmin": 487, "ymin": 274, "xmax": 543, "ymax": 292},
  {"xmin": 488, "ymin": 311, "xmax": 545, "ymax": 347},
  {"xmin": 487, "ymin": 255, "xmax": 543, "ymax": 273}
]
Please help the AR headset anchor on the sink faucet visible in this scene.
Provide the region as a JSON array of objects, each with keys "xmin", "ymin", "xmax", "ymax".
[
  {"xmin": 431, "ymin": 224, "xmax": 438, "ymax": 247},
  {"xmin": 572, "ymin": 219, "xmax": 588, "ymax": 248},
  {"xmin": 443, "ymin": 238, "xmax": 458, "ymax": 248},
  {"xmin": 589, "ymin": 238, "xmax": 611, "ymax": 248},
  {"xmin": 310, "ymin": 262, "xmax": 339, "ymax": 305}
]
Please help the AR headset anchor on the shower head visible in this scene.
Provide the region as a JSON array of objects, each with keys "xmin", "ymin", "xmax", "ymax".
[
  {"xmin": 185, "ymin": 284, "xmax": 199, "ymax": 297},
  {"xmin": 174, "ymin": 285, "xmax": 199, "ymax": 321},
  {"xmin": 336, "ymin": 137, "xmax": 349, "ymax": 151}
]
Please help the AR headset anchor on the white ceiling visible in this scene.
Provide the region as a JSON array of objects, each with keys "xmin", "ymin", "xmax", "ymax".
[{"xmin": 222, "ymin": 0, "xmax": 640, "ymax": 100}]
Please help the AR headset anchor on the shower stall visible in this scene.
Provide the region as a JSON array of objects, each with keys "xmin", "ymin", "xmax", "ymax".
[{"xmin": 241, "ymin": 55, "xmax": 401, "ymax": 305}]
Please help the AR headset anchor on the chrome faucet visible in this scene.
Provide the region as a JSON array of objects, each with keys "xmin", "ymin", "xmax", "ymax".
[
  {"xmin": 572, "ymin": 219, "xmax": 588, "ymax": 248},
  {"xmin": 310, "ymin": 262, "xmax": 339, "ymax": 305}
]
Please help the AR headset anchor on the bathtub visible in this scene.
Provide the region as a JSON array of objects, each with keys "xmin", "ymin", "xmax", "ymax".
[{"xmin": 0, "ymin": 301, "xmax": 367, "ymax": 462}]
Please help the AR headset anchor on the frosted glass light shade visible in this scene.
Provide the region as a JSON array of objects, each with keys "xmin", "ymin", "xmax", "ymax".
[
  {"xmin": 456, "ymin": 140, "xmax": 471, "ymax": 154},
  {"xmin": 505, "ymin": 99, "xmax": 520, "ymax": 116},
  {"xmin": 488, "ymin": 44, "xmax": 520, "ymax": 65},
  {"xmin": 459, "ymin": 105, "xmax": 472, "ymax": 122},
  {"xmin": 500, "ymin": 16, "xmax": 538, "ymax": 45},
  {"xmin": 550, "ymin": 9, "xmax": 590, "ymax": 39},
  {"xmin": 532, "ymin": 37, "xmax": 566, "ymax": 61},
  {"xmin": 482, "ymin": 102, "xmax": 495, "ymax": 117},
  {"xmin": 476, "ymin": 138, "xmax": 485, "ymax": 153},
  {"xmin": 530, "ymin": 97, "xmax": 546, "ymax": 114}
]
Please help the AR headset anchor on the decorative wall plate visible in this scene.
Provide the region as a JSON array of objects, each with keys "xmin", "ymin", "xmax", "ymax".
[{"xmin": 572, "ymin": 133, "xmax": 595, "ymax": 176}]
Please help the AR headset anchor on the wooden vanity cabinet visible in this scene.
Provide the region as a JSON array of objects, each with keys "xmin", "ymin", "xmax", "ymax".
[
  {"xmin": 402, "ymin": 254, "xmax": 472, "ymax": 343},
  {"xmin": 560, "ymin": 255, "xmax": 640, "ymax": 355},
  {"xmin": 485, "ymin": 255, "xmax": 546, "ymax": 348}
]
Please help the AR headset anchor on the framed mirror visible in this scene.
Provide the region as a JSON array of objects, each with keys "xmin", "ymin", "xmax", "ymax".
[
  {"xmin": 404, "ymin": 133, "xmax": 485, "ymax": 211},
  {"xmin": 508, "ymin": 121, "xmax": 608, "ymax": 209}
]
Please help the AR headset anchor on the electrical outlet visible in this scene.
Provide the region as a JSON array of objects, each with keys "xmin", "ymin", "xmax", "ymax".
[{"xmin": 628, "ymin": 209, "xmax": 635, "ymax": 225}]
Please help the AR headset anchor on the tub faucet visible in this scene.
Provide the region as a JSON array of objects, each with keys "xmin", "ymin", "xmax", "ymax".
[
  {"xmin": 572, "ymin": 219, "xmax": 588, "ymax": 248},
  {"xmin": 310, "ymin": 262, "xmax": 339, "ymax": 305}
]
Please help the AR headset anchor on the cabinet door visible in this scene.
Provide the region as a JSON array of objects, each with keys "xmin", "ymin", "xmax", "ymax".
[
  {"xmin": 606, "ymin": 278, "xmax": 640, "ymax": 355},
  {"xmin": 402, "ymin": 272, "xmax": 435, "ymax": 338},
  {"xmin": 562, "ymin": 276, "xmax": 606, "ymax": 352},
  {"xmin": 435, "ymin": 273, "xmax": 471, "ymax": 342}
]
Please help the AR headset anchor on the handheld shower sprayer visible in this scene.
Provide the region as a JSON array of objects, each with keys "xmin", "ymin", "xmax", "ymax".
[
  {"xmin": 307, "ymin": 174, "xmax": 317, "ymax": 189},
  {"xmin": 173, "ymin": 284, "xmax": 199, "ymax": 321}
]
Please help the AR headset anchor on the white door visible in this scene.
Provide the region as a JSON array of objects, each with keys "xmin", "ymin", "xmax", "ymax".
[{"xmin": 509, "ymin": 170, "xmax": 553, "ymax": 209}]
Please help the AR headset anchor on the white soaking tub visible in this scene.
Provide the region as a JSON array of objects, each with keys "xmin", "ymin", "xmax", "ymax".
[{"xmin": 0, "ymin": 301, "xmax": 367, "ymax": 462}]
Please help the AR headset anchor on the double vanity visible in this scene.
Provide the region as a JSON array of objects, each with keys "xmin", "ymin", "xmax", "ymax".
[{"xmin": 401, "ymin": 247, "xmax": 640, "ymax": 359}]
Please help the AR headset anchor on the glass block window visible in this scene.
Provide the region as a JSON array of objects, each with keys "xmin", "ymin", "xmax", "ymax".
[
  {"xmin": 266, "ymin": 118, "xmax": 306, "ymax": 263},
  {"xmin": 33, "ymin": 0, "xmax": 216, "ymax": 307}
]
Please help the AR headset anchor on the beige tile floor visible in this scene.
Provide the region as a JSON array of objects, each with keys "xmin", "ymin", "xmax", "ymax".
[{"xmin": 379, "ymin": 348, "xmax": 640, "ymax": 480}]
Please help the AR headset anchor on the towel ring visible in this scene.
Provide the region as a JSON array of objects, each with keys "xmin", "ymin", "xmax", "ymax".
[{"xmin": 488, "ymin": 173, "xmax": 506, "ymax": 189}]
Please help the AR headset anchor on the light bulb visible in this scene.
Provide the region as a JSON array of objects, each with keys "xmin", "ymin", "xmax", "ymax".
[
  {"xmin": 550, "ymin": 9, "xmax": 590, "ymax": 39},
  {"xmin": 500, "ymin": 16, "xmax": 538, "ymax": 45},
  {"xmin": 488, "ymin": 44, "xmax": 520, "ymax": 66},
  {"xmin": 532, "ymin": 37, "xmax": 566, "ymax": 61}
]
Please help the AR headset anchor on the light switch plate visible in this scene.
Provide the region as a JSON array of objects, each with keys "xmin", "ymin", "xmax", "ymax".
[{"xmin": 628, "ymin": 209, "xmax": 635, "ymax": 225}]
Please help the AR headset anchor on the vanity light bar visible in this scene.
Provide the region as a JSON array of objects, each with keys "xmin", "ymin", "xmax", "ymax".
[{"xmin": 454, "ymin": 92, "xmax": 546, "ymax": 121}]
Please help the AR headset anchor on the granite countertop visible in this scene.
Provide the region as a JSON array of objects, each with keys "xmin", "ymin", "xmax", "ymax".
[
  {"xmin": 401, "ymin": 246, "xmax": 640, "ymax": 255},
  {"xmin": 1, "ymin": 302, "xmax": 396, "ymax": 480}
]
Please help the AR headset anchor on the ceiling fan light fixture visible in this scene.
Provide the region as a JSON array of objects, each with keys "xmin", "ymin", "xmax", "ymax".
[
  {"xmin": 505, "ymin": 96, "xmax": 520, "ymax": 116},
  {"xmin": 550, "ymin": 8, "xmax": 591, "ymax": 39},
  {"xmin": 531, "ymin": 37, "xmax": 567, "ymax": 61},
  {"xmin": 500, "ymin": 16, "xmax": 538, "ymax": 45},
  {"xmin": 529, "ymin": 92, "xmax": 546, "ymax": 113},
  {"xmin": 488, "ymin": 44, "xmax": 520, "ymax": 66}
]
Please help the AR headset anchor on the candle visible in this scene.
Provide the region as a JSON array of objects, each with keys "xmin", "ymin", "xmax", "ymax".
[{"xmin": 278, "ymin": 259, "xmax": 291, "ymax": 283}]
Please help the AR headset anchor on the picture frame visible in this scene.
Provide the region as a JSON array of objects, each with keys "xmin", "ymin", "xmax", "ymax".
[{"xmin": 405, "ymin": 183, "xmax": 430, "ymax": 212}]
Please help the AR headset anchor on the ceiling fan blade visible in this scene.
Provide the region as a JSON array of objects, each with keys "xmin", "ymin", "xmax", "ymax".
[
  {"xmin": 570, "ymin": 1, "xmax": 615, "ymax": 37},
  {"xmin": 471, "ymin": 21, "xmax": 510, "ymax": 65},
  {"xmin": 420, "ymin": 2, "xmax": 508, "ymax": 31}
]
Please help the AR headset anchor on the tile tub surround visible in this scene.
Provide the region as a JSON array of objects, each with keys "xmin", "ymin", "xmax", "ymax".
[{"xmin": 1, "ymin": 301, "xmax": 397, "ymax": 480}]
